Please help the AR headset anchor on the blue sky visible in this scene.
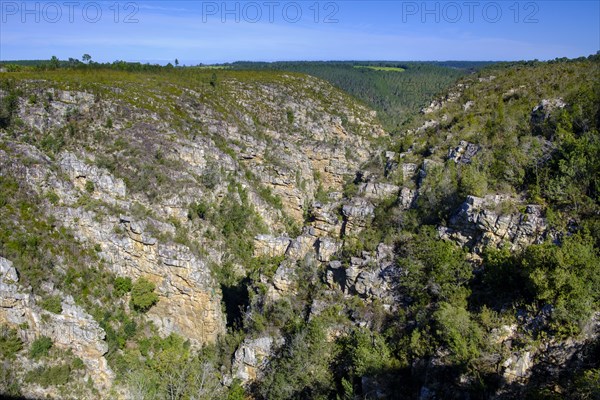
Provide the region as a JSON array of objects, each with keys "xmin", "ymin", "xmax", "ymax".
[{"xmin": 0, "ymin": 1, "xmax": 598, "ymax": 63}]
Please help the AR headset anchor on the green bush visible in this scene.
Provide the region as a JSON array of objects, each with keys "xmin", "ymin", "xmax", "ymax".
[
  {"xmin": 0, "ymin": 84, "xmax": 19, "ymax": 129},
  {"xmin": 85, "ymin": 180, "xmax": 95, "ymax": 193},
  {"xmin": 257, "ymin": 320, "xmax": 334, "ymax": 399},
  {"xmin": 482, "ymin": 234, "xmax": 600, "ymax": 334},
  {"xmin": 114, "ymin": 276, "xmax": 132, "ymax": 297},
  {"xmin": 0, "ymin": 325, "xmax": 23, "ymax": 360},
  {"xmin": 286, "ymin": 109, "xmax": 294, "ymax": 125},
  {"xmin": 39, "ymin": 295, "xmax": 63, "ymax": 314},
  {"xmin": 189, "ymin": 201, "xmax": 210, "ymax": 220},
  {"xmin": 433, "ymin": 302, "xmax": 483, "ymax": 365},
  {"xmin": 25, "ymin": 364, "xmax": 71, "ymax": 387},
  {"xmin": 30, "ymin": 336, "xmax": 53, "ymax": 359},
  {"xmin": 335, "ymin": 327, "xmax": 394, "ymax": 379},
  {"xmin": 131, "ymin": 277, "xmax": 159, "ymax": 312},
  {"xmin": 227, "ymin": 380, "xmax": 246, "ymax": 400}
]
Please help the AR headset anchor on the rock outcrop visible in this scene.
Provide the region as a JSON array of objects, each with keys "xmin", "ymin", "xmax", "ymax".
[
  {"xmin": 439, "ymin": 195, "xmax": 548, "ymax": 252},
  {"xmin": 310, "ymin": 201, "xmax": 343, "ymax": 237},
  {"xmin": 254, "ymin": 235, "xmax": 292, "ymax": 258},
  {"xmin": 357, "ymin": 182, "xmax": 399, "ymax": 201},
  {"xmin": 59, "ymin": 152, "xmax": 127, "ymax": 198},
  {"xmin": 0, "ymin": 257, "xmax": 113, "ymax": 391},
  {"xmin": 531, "ymin": 98, "xmax": 567, "ymax": 132},
  {"xmin": 342, "ymin": 198, "xmax": 375, "ymax": 236},
  {"xmin": 447, "ymin": 140, "xmax": 480, "ymax": 164},
  {"xmin": 232, "ymin": 336, "xmax": 283, "ymax": 383},
  {"xmin": 57, "ymin": 208, "xmax": 226, "ymax": 346},
  {"xmin": 325, "ymin": 244, "xmax": 398, "ymax": 306}
]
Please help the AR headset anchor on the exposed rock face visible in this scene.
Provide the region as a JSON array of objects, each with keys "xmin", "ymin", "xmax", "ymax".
[
  {"xmin": 342, "ymin": 198, "xmax": 375, "ymax": 236},
  {"xmin": 416, "ymin": 120, "xmax": 440, "ymax": 133},
  {"xmin": 447, "ymin": 140, "xmax": 480, "ymax": 164},
  {"xmin": 401, "ymin": 163, "xmax": 418, "ymax": 182},
  {"xmin": 57, "ymin": 208, "xmax": 226, "ymax": 346},
  {"xmin": 420, "ymin": 84, "xmax": 467, "ymax": 115},
  {"xmin": 419, "ymin": 159, "xmax": 442, "ymax": 180},
  {"xmin": 384, "ymin": 151, "xmax": 399, "ymax": 177},
  {"xmin": 497, "ymin": 313, "xmax": 600, "ymax": 392},
  {"xmin": 59, "ymin": 151, "xmax": 126, "ymax": 198},
  {"xmin": 232, "ymin": 336, "xmax": 283, "ymax": 383},
  {"xmin": 16, "ymin": 89, "xmax": 96, "ymax": 132},
  {"xmin": 325, "ymin": 244, "xmax": 398, "ymax": 306},
  {"xmin": 316, "ymin": 237, "xmax": 342, "ymax": 262},
  {"xmin": 285, "ymin": 230, "xmax": 318, "ymax": 260},
  {"xmin": 254, "ymin": 235, "xmax": 291, "ymax": 258},
  {"xmin": 0, "ymin": 257, "xmax": 113, "ymax": 390},
  {"xmin": 399, "ymin": 187, "xmax": 417, "ymax": 210},
  {"xmin": 439, "ymin": 195, "xmax": 548, "ymax": 252},
  {"xmin": 502, "ymin": 350, "xmax": 534, "ymax": 384},
  {"xmin": 531, "ymin": 98, "xmax": 567, "ymax": 131},
  {"xmin": 421, "ymin": 100, "xmax": 442, "ymax": 114},
  {"xmin": 358, "ymin": 182, "xmax": 399, "ymax": 201},
  {"xmin": 267, "ymin": 261, "xmax": 298, "ymax": 301},
  {"xmin": 310, "ymin": 201, "xmax": 343, "ymax": 238}
]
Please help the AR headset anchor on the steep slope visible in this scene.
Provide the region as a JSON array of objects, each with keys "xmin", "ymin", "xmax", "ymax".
[
  {"xmin": 223, "ymin": 57, "xmax": 600, "ymax": 399},
  {"xmin": 0, "ymin": 68, "xmax": 385, "ymax": 398},
  {"xmin": 1, "ymin": 55, "xmax": 599, "ymax": 399}
]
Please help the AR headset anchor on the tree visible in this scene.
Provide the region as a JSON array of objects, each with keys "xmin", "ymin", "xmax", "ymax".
[
  {"xmin": 82, "ymin": 54, "xmax": 92, "ymax": 64},
  {"xmin": 49, "ymin": 55, "xmax": 60, "ymax": 69},
  {"xmin": 175, "ymin": 58, "xmax": 179, "ymax": 67},
  {"xmin": 131, "ymin": 277, "xmax": 159, "ymax": 312}
]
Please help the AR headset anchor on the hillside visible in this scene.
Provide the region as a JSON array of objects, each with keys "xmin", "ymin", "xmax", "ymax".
[
  {"xmin": 226, "ymin": 61, "xmax": 489, "ymax": 131},
  {"xmin": 0, "ymin": 56, "xmax": 599, "ymax": 399}
]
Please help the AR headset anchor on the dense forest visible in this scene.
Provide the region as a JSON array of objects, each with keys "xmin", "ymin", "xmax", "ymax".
[{"xmin": 226, "ymin": 61, "xmax": 493, "ymax": 130}]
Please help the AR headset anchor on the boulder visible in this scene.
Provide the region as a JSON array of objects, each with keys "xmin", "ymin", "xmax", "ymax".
[
  {"xmin": 316, "ymin": 237, "xmax": 341, "ymax": 262},
  {"xmin": 342, "ymin": 198, "xmax": 375, "ymax": 236},
  {"xmin": 531, "ymin": 98, "xmax": 566, "ymax": 124},
  {"xmin": 447, "ymin": 140, "xmax": 480, "ymax": 164},
  {"xmin": 357, "ymin": 182, "xmax": 399, "ymax": 201},
  {"xmin": 232, "ymin": 336, "xmax": 283, "ymax": 383},
  {"xmin": 310, "ymin": 201, "xmax": 342, "ymax": 237},
  {"xmin": 253, "ymin": 235, "xmax": 291, "ymax": 258}
]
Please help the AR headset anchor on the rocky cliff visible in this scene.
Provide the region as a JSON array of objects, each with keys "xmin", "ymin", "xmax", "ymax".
[
  {"xmin": 0, "ymin": 68, "xmax": 386, "ymax": 397},
  {"xmin": 1, "ymin": 57, "xmax": 599, "ymax": 399}
]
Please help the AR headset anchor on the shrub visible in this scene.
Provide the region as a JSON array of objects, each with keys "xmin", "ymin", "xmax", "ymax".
[
  {"xmin": 335, "ymin": 327, "xmax": 394, "ymax": 378},
  {"xmin": 286, "ymin": 109, "xmax": 294, "ymax": 125},
  {"xmin": 30, "ymin": 336, "xmax": 53, "ymax": 359},
  {"xmin": 482, "ymin": 234, "xmax": 600, "ymax": 335},
  {"xmin": 433, "ymin": 302, "xmax": 483, "ymax": 365},
  {"xmin": 131, "ymin": 277, "xmax": 159, "ymax": 312},
  {"xmin": 189, "ymin": 201, "xmax": 210, "ymax": 220},
  {"xmin": 0, "ymin": 325, "xmax": 23, "ymax": 360},
  {"xmin": 227, "ymin": 380, "xmax": 246, "ymax": 400},
  {"xmin": 25, "ymin": 364, "xmax": 71, "ymax": 387},
  {"xmin": 39, "ymin": 295, "xmax": 63, "ymax": 314},
  {"xmin": 85, "ymin": 180, "xmax": 95, "ymax": 193},
  {"xmin": 114, "ymin": 276, "xmax": 132, "ymax": 297}
]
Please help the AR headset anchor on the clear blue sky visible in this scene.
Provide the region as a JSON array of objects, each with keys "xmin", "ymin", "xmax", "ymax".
[{"xmin": 1, "ymin": 1, "xmax": 598, "ymax": 63}]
